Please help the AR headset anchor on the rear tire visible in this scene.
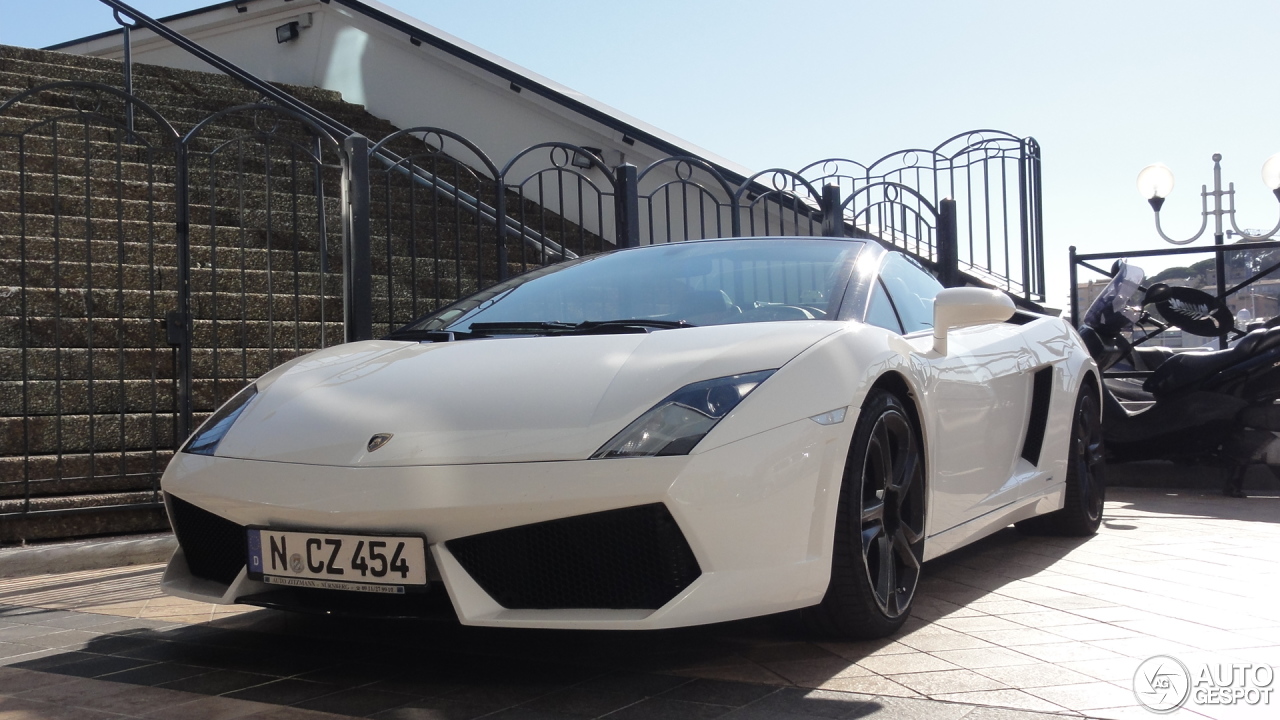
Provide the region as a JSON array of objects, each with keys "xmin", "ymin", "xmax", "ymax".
[
  {"xmin": 1015, "ymin": 387, "xmax": 1105, "ymax": 536},
  {"xmin": 804, "ymin": 389, "xmax": 926, "ymax": 639}
]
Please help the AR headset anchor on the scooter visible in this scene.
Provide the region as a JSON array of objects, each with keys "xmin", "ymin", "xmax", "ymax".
[{"xmin": 1078, "ymin": 261, "xmax": 1280, "ymax": 496}]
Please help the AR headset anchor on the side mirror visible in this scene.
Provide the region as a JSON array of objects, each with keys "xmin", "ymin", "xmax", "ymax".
[{"xmin": 932, "ymin": 288, "xmax": 1016, "ymax": 354}]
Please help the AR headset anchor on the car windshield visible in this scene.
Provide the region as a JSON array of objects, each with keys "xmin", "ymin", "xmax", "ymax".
[{"xmin": 396, "ymin": 238, "xmax": 864, "ymax": 337}]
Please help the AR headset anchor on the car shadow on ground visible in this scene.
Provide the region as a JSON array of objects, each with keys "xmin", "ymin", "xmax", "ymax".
[
  {"xmin": 4, "ymin": 601, "xmax": 913, "ymax": 718},
  {"xmin": 3, "ymin": 526, "xmax": 1099, "ymax": 717}
]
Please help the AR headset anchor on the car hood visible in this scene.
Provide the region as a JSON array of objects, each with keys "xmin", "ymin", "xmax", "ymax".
[{"xmin": 214, "ymin": 322, "xmax": 842, "ymax": 466}]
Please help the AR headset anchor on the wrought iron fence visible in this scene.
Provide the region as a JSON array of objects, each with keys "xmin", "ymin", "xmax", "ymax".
[{"xmin": 0, "ymin": 0, "xmax": 1046, "ymax": 539}]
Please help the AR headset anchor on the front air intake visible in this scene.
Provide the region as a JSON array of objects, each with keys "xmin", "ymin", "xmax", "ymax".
[
  {"xmin": 165, "ymin": 493, "xmax": 247, "ymax": 586},
  {"xmin": 446, "ymin": 504, "xmax": 701, "ymax": 610}
]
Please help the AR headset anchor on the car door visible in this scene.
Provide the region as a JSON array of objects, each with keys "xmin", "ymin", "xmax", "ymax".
[{"xmin": 876, "ymin": 254, "xmax": 1034, "ymax": 536}]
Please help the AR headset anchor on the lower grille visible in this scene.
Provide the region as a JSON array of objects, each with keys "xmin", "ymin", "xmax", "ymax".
[
  {"xmin": 237, "ymin": 586, "xmax": 456, "ymax": 619},
  {"xmin": 165, "ymin": 493, "xmax": 247, "ymax": 586},
  {"xmin": 446, "ymin": 503, "xmax": 701, "ymax": 610}
]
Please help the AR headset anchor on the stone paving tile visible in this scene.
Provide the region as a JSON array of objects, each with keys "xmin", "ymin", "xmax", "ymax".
[
  {"xmin": 1, "ymin": 489, "xmax": 1278, "ymax": 720},
  {"xmin": 928, "ymin": 647, "xmax": 1038, "ymax": 669},
  {"xmin": 886, "ymin": 668, "xmax": 1009, "ymax": 695},
  {"xmin": 929, "ymin": 688, "xmax": 1071, "ymax": 714},
  {"xmin": 972, "ymin": 662, "xmax": 1095, "ymax": 689},
  {"xmin": 144, "ymin": 695, "xmax": 280, "ymax": 719},
  {"xmin": 1022, "ymin": 680, "xmax": 1137, "ymax": 713},
  {"xmin": 656, "ymin": 679, "xmax": 772, "ymax": 707},
  {"xmin": 805, "ymin": 674, "xmax": 918, "ymax": 697},
  {"xmin": 758, "ymin": 656, "xmax": 875, "ymax": 686},
  {"xmin": 1041, "ymin": 621, "xmax": 1142, "ymax": 642},
  {"xmin": 1055, "ymin": 657, "xmax": 1141, "ymax": 683},
  {"xmin": 1002, "ymin": 640, "xmax": 1127, "ymax": 664},
  {"xmin": 853, "ymin": 651, "xmax": 958, "ymax": 676}
]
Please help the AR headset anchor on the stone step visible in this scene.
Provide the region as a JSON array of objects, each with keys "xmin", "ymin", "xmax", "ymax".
[
  {"xmin": 0, "ymin": 502, "xmax": 170, "ymax": 545},
  {"xmin": 1, "ymin": 258, "xmax": 334, "ymax": 297},
  {"xmin": 2, "ymin": 378, "xmax": 178, "ymax": 417},
  {"xmin": 0, "ymin": 84, "xmax": 396, "ymax": 155},
  {"xmin": 1, "ymin": 249, "xmax": 504, "ymax": 303},
  {"xmin": 0, "ymin": 232, "xmax": 520, "ymax": 280},
  {"xmin": 2, "ymin": 376, "xmax": 293, "ymax": 417},
  {"xmin": 0, "ymin": 108, "xmax": 513, "ymax": 196},
  {"xmin": 1, "ymin": 139, "xmax": 483, "ymax": 199},
  {"xmin": 0, "ymin": 450, "xmax": 170, "ymax": 495},
  {"xmin": 0, "ymin": 235, "xmax": 333, "ymax": 275},
  {"xmin": 0, "ymin": 45, "xmax": 344, "ymax": 102},
  {"xmin": 8, "ymin": 314, "xmax": 353, "ymax": 350},
  {"xmin": 0, "ymin": 164, "xmax": 345, "ymax": 203},
  {"xmin": 0, "ymin": 107, "xmax": 368, "ymax": 159},
  {"xmin": 0, "ymin": 214, "xmax": 336, "ymax": 250},
  {"xmin": 0, "ymin": 168, "xmax": 510, "ymax": 233},
  {"xmin": 0, "ymin": 190, "xmax": 557, "ymax": 248},
  {"xmin": 0, "ymin": 55, "xmax": 358, "ymax": 115},
  {"xmin": 0, "ymin": 489, "xmax": 162, "ymax": 515},
  {"xmin": 3, "ymin": 222, "xmax": 528, "ymax": 271},
  {"xmin": 1, "ymin": 347, "xmax": 322, "ymax": 383},
  {"xmin": 5, "ymin": 411, "xmax": 178, "ymax": 456},
  {"xmin": 0, "ymin": 45, "xmax": 148, "ymax": 78}
]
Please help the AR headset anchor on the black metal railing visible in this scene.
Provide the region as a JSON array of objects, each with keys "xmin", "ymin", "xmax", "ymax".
[
  {"xmin": 1070, "ymin": 240, "xmax": 1280, "ymax": 376},
  {"xmin": 0, "ymin": 0, "xmax": 1045, "ymax": 539}
]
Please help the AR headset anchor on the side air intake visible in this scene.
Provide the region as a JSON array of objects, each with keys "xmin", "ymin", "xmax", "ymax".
[{"xmin": 1020, "ymin": 367, "xmax": 1054, "ymax": 466}]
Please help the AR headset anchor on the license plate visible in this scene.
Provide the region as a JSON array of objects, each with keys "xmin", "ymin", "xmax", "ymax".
[{"xmin": 247, "ymin": 529, "xmax": 428, "ymax": 594}]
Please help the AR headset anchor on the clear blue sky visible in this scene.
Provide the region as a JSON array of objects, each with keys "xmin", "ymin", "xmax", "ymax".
[{"xmin": 4, "ymin": 0, "xmax": 1279, "ymax": 308}]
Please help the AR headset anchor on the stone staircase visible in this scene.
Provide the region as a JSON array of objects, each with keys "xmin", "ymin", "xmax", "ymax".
[{"xmin": 0, "ymin": 44, "xmax": 601, "ymax": 543}]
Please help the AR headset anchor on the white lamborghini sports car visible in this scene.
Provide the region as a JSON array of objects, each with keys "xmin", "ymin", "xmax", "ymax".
[{"xmin": 161, "ymin": 237, "xmax": 1103, "ymax": 638}]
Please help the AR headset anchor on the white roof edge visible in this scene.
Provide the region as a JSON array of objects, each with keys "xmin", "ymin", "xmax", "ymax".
[
  {"xmin": 50, "ymin": 0, "xmax": 754, "ymax": 180},
  {"xmin": 348, "ymin": 0, "xmax": 752, "ymax": 176}
]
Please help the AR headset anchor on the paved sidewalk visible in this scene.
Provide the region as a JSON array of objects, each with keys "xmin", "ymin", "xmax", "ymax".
[{"xmin": 0, "ymin": 488, "xmax": 1277, "ymax": 719}]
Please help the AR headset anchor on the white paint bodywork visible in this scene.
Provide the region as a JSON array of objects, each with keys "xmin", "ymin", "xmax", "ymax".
[{"xmin": 161, "ymin": 291, "xmax": 1097, "ymax": 629}]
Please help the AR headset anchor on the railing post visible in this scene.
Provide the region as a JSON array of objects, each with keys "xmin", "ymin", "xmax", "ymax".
[
  {"xmin": 821, "ymin": 184, "xmax": 843, "ymax": 237},
  {"xmin": 172, "ymin": 141, "xmax": 193, "ymax": 440},
  {"xmin": 343, "ymin": 134, "xmax": 373, "ymax": 342},
  {"xmin": 937, "ymin": 197, "xmax": 961, "ymax": 288},
  {"xmin": 614, "ymin": 162, "xmax": 640, "ymax": 248},
  {"xmin": 1069, "ymin": 245, "xmax": 1079, "ymax": 328},
  {"xmin": 113, "ymin": 9, "xmax": 134, "ymax": 138},
  {"xmin": 494, "ymin": 173, "xmax": 509, "ymax": 279}
]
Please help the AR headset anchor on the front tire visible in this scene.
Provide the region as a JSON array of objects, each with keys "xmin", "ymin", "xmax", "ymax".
[
  {"xmin": 804, "ymin": 389, "xmax": 926, "ymax": 639},
  {"xmin": 1016, "ymin": 387, "xmax": 1106, "ymax": 536}
]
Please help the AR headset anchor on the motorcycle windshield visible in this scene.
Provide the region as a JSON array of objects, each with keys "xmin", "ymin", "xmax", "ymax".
[{"xmin": 1083, "ymin": 262, "xmax": 1144, "ymax": 334}]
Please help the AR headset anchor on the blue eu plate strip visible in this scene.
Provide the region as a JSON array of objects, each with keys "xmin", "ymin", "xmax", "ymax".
[{"xmin": 247, "ymin": 529, "xmax": 262, "ymax": 574}]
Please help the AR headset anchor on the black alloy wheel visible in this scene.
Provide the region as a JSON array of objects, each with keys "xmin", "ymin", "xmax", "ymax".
[
  {"xmin": 1016, "ymin": 387, "xmax": 1106, "ymax": 536},
  {"xmin": 805, "ymin": 388, "xmax": 926, "ymax": 639}
]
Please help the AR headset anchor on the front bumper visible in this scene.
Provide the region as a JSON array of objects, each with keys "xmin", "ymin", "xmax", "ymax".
[{"xmin": 160, "ymin": 416, "xmax": 853, "ymax": 629}]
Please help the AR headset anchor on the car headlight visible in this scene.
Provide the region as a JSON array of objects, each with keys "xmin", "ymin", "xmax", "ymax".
[
  {"xmin": 592, "ymin": 370, "xmax": 775, "ymax": 458},
  {"xmin": 183, "ymin": 383, "xmax": 258, "ymax": 456}
]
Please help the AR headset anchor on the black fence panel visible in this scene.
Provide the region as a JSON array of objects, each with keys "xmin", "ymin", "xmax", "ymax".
[
  {"xmin": 800, "ymin": 129, "xmax": 1043, "ymax": 301},
  {"xmin": 0, "ymin": 82, "xmax": 180, "ymax": 533},
  {"xmin": 637, "ymin": 157, "xmax": 739, "ymax": 243},
  {"xmin": 499, "ymin": 143, "xmax": 615, "ymax": 262},
  {"xmin": 176, "ymin": 104, "xmax": 346, "ymax": 436},
  {"xmin": 367, "ymin": 128, "xmax": 502, "ymax": 337},
  {"xmin": 0, "ymin": 72, "xmax": 1043, "ymax": 539}
]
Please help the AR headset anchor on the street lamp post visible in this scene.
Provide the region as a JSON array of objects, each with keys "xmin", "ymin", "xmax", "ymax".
[{"xmin": 1137, "ymin": 153, "xmax": 1280, "ymax": 347}]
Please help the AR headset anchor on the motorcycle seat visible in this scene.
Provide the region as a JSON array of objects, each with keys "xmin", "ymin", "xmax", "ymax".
[
  {"xmin": 1131, "ymin": 345, "xmax": 1175, "ymax": 371},
  {"xmin": 1144, "ymin": 327, "xmax": 1280, "ymax": 396}
]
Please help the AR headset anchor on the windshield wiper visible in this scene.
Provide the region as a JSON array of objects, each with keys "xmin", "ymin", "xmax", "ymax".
[
  {"xmin": 383, "ymin": 328, "xmax": 472, "ymax": 342},
  {"xmin": 464, "ymin": 319, "xmax": 695, "ymax": 336},
  {"xmin": 575, "ymin": 319, "xmax": 695, "ymax": 333},
  {"xmin": 467, "ymin": 321, "xmax": 579, "ymax": 334}
]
